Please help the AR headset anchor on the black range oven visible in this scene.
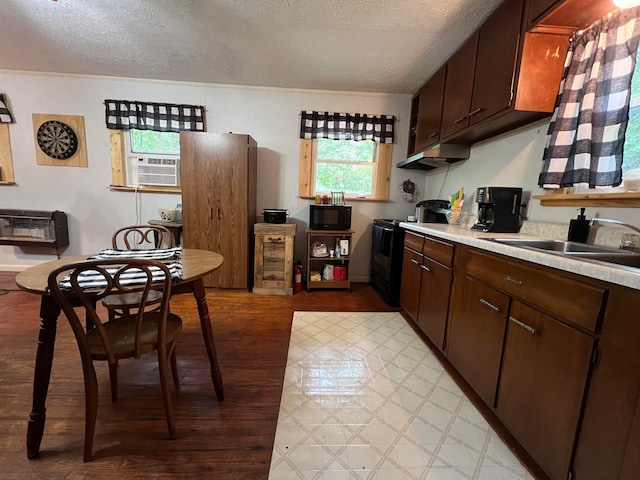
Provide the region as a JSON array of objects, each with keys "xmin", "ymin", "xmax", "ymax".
[
  {"xmin": 370, "ymin": 219, "xmax": 406, "ymax": 306},
  {"xmin": 371, "ymin": 211, "xmax": 448, "ymax": 306}
]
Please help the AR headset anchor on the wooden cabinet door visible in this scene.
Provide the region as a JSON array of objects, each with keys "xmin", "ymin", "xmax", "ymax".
[
  {"xmin": 180, "ymin": 132, "xmax": 252, "ymax": 288},
  {"xmin": 447, "ymin": 275, "xmax": 509, "ymax": 406},
  {"xmin": 416, "ymin": 256, "xmax": 452, "ymax": 351},
  {"xmin": 440, "ymin": 32, "xmax": 478, "ymax": 139},
  {"xmin": 414, "ymin": 65, "xmax": 447, "ymax": 152},
  {"xmin": 526, "ymin": 0, "xmax": 562, "ymax": 28},
  {"xmin": 399, "ymin": 247, "xmax": 422, "ymax": 323},
  {"xmin": 470, "ymin": 0, "xmax": 524, "ymax": 126},
  {"xmin": 496, "ymin": 301, "xmax": 594, "ymax": 480}
]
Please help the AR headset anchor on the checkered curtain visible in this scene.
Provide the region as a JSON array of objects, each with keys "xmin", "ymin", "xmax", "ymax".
[
  {"xmin": 0, "ymin": 94, "xmax": 14, "ymax": 123},
  {"xmin": 539, "ymin": 7, "xmax": 640, "ymax": 188},
  {"xmin": 104, "ymin": 99, "xmax": 205, "ymax": 132},
  {"xmin": 299, "ymin": 110, "xmax": 395, "ymax": 144}
]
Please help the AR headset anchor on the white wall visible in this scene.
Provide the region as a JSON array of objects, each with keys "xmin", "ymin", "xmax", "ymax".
[
  {"xmin": 0, "ymin": 71, "xmax": 427, "ymax": 280},
  {"xmin": 6, "ymin": 72, "xmax": 634, "ymax": 279},
  {"xmin": 423, "ymin": 121, "xmax": 640, "ymax": 228}
]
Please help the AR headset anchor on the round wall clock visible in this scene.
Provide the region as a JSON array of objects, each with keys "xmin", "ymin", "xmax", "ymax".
[{"xmin": 36, "ymin": 120, "xmax": 78, "ymax": 159}]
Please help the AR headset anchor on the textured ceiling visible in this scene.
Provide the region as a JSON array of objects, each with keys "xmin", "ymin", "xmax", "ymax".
[{"xmin": 0, "ymin": 0, "xmax": 504, "ymax": 94}]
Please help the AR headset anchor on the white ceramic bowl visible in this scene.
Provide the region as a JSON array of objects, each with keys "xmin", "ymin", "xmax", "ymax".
[{"xmin": 158, "ymin": 209, "xmax": 177, "ymax": 222}]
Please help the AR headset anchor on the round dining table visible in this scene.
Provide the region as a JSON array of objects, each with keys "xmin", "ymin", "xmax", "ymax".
[{"xmin": 15, "ymin": 248, "xmax": 224, "ymax": 460}]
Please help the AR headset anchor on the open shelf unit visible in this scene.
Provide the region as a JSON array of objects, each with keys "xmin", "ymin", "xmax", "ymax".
[{"xmin": 306, "ymin": 229, "xmax": 353, "ymax": 291}]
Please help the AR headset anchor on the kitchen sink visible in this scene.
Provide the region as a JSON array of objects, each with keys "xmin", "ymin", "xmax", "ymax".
[
  {"xmin": 482, "ymin": 237, "xmax": 640, "ymax": 269},
  {"xmin": 484, "ymin": 238, "xmax": 618, "ymax": 253}
]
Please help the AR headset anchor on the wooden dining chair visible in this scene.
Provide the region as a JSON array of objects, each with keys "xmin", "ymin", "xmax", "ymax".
[
  {"xmin": 47, "ymin": 258, "xmax": 182, "ymax": 461},
  {"xmin": 112, "ymin": 224, "xmax": 176, "ymax": 250},
  {"xmin": 102, "ymin": 225, "xmax": 176, "ymax": 321}
]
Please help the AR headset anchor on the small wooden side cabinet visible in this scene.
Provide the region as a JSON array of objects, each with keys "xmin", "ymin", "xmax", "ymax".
[
  {"xmin": 253, "ymin": 223, "xmax": 296, "ymax": 295},
  {"xmin": 0, "ymin": 209, "xmax": 69, "ymax": 257},
  {"xmin": 306, "ymin": 229, "xmax": 353, "ymax": 291}
]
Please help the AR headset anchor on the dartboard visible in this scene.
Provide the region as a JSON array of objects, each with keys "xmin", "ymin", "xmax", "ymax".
[{"xmin": 36, "ymin": 120, "xmax": 78, "ymax": 159}]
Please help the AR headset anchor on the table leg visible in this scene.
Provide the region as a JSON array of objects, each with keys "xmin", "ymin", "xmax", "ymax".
[
  {"xmin": 27, "ymin": 295, "xmax": 61, "ymax": 459},
  {"xmin": 191, "ymin": 279, "xmax": 224, "ymax": 401}
]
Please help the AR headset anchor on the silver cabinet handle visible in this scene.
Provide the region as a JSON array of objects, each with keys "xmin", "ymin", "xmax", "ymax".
[
  {"xmin": 411, "ymin": 258, "xmax": 419, "ymax": 265},
  {"xmin": 468, "ymin": 107, "xmax": 483, "ymax": 117},
  {"xmin": 421, "ymin": 264, "xmax": 431, "ymax": 272},
  {"xmin": 428, "ymin": 132, "xmax": 438, "ymax": 138},
  {"xmin": 454, "ymin": 115, "xmax": 468, "ymax": 124},
  {"xmin": 505, "ymin": 275, "xmax": 522, "ymax": 286},
  {"xmin": 480, "ymin": 298, "xmax": 501, "ymax": 312},
  {"xmin": 509, "ymin": 316, "xmax": 539, "ymax": 335}
]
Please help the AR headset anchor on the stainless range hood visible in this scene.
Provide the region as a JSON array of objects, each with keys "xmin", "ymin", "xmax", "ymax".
[{"xmin": 397, "ymin": 143, "xmax": 470, "ymax": 170}]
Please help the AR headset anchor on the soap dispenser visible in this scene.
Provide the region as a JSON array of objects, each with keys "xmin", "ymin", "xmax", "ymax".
[{"xmin": 567, "ymin": 208, "xmax": 590, "ymax": 243}]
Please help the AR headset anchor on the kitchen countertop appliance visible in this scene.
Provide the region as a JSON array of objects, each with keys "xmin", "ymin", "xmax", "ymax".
[
  {"xmin": 371, "ymin": 210, "xmax": 448, "ymax": 306},
  {"xmin": 471, "ymin": 186, "xmax": 523, "ymax": 233},
  {"xmin": 415, "ymin": 199, "xmax": 450, "ymax": 223}
]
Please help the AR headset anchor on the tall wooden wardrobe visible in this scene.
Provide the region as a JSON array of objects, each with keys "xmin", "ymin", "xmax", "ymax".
[{"xmin": 180, "ymin": 132, "xmax": 257, "ymax": 289}]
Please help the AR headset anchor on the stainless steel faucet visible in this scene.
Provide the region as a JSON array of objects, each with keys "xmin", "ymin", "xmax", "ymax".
[{"xmin": 590, "ymin": 218, "xmax": 640, "ymax": 251}]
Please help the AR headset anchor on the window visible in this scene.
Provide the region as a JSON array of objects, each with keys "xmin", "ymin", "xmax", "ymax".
[
  {"xmin": 298, "ymin": 110, "xmax": 395, "ymax": 201},
  {"xmin": 299, "ymin": 139, "xmax": 392, "ymax": 201},
  {"xmin": 623, "ymin": 53, "xmax": 640, "ymax": 175},
  {"xmin": 0, "ymin": 94, "xmax": 15, "ymax": 185},
  {"xmin": 0, "ymin": 124, "xmax": 15, "ymax": 185},
  {"xmin": 106, "ymin": 99, "xmax": 204, "ymax": 194},
  {"xmin": 534, "ymin": 10, "xmax": 640, "ymax": 207},
  {"xmin": 118, "ymin": 130, "xmax": 181, "ymax": 188},
  {"xmin": 314, "ymin": 139, "xmax": 377, "ymax": 197},
  {"xmin": 130, "ymin": 129, "xmax": 180, "ymax": 155}
]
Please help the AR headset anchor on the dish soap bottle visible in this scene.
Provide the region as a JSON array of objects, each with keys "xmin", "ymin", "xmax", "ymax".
[{"xmin": 567, "ymin": 208, "xmax": 590, "ymax": 243}]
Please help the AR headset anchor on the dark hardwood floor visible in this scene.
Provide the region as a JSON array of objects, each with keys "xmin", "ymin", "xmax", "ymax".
[{"xmin": 0, "ymin": 271, "xmax": 397, "ymax": 479}]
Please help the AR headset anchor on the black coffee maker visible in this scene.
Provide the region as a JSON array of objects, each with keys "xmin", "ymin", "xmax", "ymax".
[{"xmin": 471, "ymin": 186, "xmax": 523, "ymax": 233}]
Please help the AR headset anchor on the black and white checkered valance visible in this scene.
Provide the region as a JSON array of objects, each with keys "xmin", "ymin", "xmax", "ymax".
[
  {"xmin": 300, "ymin": 110, "xmax": 395, "ymax": 144},
  {"xmin": 539, "ymin": 7, "xmax": 640, "ymax": 188},
  {"xmin": 104, "ymin": 99, "xmax": 205, "ymax": 132},
  {"xmin": 0, "ymin": 94, "xmax": 14, "ymax": 124}
]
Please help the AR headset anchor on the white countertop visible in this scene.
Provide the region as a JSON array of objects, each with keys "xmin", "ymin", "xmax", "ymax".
[{"xmin": 399, "ymin": 222, "xmax": 640, "ymax": 291}]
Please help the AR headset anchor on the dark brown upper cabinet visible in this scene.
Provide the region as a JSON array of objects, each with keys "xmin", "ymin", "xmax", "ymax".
[
  {"xmin": 407, "ymin": 65, "xmax": 448, "ymax": 156},
  {"xmin": 526, "ymin": 0, "xmax": 563, "ymax": 28},
  {"xmin": 403, "ymin": 0, "xmax": 572, "ymax": 168},
  {"xmin": 442, "ymin": 0, "xmax": 569, "ymax": 145},
  {"xmin": 470, "ymin": 0, "xmax": 527, "ymax": 127},
  {"xmin": 530, "ymin": 0, "xmax": 617, "ymax": 31},
  {"xmin": 440, "ymin": 33, "xmax": 478, "ymax": 140}
]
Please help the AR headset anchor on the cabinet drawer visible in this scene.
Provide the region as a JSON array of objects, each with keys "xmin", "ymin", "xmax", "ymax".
[
  {"xmin": 466, "ymin": 249, "xmax": 606, "ymax": 332},
  {"xmin": 423, "ymin": 236, "xmax": 454, "ymax": 268},
  {"xmin": 404, "ymin": 231, "xmax": 424, "ymax": 252}
]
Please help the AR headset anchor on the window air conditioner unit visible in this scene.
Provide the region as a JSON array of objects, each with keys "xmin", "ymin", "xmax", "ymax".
[{"xmin": 131, "ymin": 156, "xmax": 179, "ymax": 187}]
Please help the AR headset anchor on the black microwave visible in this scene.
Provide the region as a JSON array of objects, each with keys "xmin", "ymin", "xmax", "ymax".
[{"xmin": 309, "ymin": 205, "xmax": 352, "ymax": 230}]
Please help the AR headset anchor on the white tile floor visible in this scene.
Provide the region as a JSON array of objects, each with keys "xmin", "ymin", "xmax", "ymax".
[{"xmin": 269, "ymin": 311, "xmax": 536, "ymax": 480}]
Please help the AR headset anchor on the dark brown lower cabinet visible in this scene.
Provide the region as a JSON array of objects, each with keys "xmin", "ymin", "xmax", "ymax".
[
  {"xmin": 447, "ymin": 275, "xmax": 509, "ymax": 406},
  {"xmin": 397, "ymin": 237, "xmax": 640, "ymax": 479},
  {"xmin": 572, "ymin": 283, "xmax": 640, "ymax": 480},
  {"xmin": 416, "ymin": 256, "xmax": 452, "ymax": 351},
  {"xmin": 399, "ymin": 247, "xmax": 422, "ymax": 324},
  {"xmin": 495, "ymin": 301, "xmax": 594, "ymax": 480},
  {"xmin": 400, "ymin": 232, "xmax": 454, "ymax": 351}
]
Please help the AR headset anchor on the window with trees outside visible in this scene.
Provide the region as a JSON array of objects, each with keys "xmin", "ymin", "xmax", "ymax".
[
  {"xmin": 299, "ymin": 139, "xmax": 392, "ymax": 201},
  {"xmin": 109, "ymin": 130, "xmax": 181, "ymax": 192},
  {"xmin": 623, "ymin": 55, "xmax": 640, "ymax": 175},
  {"xmin": 315, "ymin": 139, "xmax": 376, "ymax": 196}
]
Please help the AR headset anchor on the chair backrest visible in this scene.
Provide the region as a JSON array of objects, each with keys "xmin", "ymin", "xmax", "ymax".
[
  {"xmin": 112, "ymin": 225, "xmax": 176, "ymax": 250},
  {"xmin": 47, "ymin": 258, "xmax": 173, "ymax": 362}
]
